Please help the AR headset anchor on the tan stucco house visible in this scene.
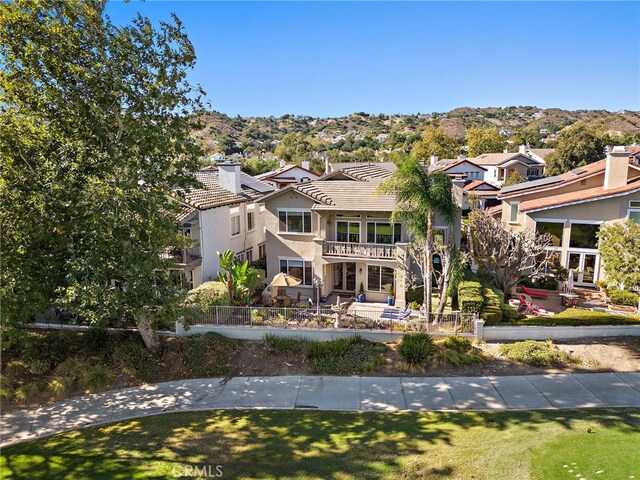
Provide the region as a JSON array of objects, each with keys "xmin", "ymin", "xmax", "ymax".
[
  {"xmin": 260, "ymin": 163, "xmax": 463, "ymax": 307},
  {"xmin": 497, "ymin": 146, "xmax": 640, "ymax": 287}
]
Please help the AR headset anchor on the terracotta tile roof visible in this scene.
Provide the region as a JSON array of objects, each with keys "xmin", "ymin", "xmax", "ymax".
[
  {"xmin": 528, "ymin": 148, "xmax": 555, "ymax": 159},
  {"xmin": 337, "ymin": 163, "xmax": 396, "ymax": 182},
  {"xmin": 486, "ymin": 205, "xmax": 503, "ymax": 216},
  {"xmin": 177, "ymin": 169, "xmax": 274, "ymax": 211},
  {"xmin": 296, "ymin": 181, "xmax": 397, "ymax": 212},
  {"xmin": 519, "ymin": 176, "xmax": 640, "ymax": 212}
]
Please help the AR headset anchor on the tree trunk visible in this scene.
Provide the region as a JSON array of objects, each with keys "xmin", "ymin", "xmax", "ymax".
[
  {"xmin": 424, "ymin": 213, "xmax": 433, "ymax": 318},
  {"xmin": 137, "ymin": 312, "xmax": 161, "ymax": 354}
]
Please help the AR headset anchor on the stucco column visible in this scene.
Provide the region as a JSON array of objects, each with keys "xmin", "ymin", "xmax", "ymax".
[{"xmin": 395, "ymin": 242, "xmax": 409, "ymax": 308}]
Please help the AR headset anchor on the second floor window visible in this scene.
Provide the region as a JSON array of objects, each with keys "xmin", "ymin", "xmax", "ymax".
[
  {"xmin": 230, "ymin": 215, "xmax": 241, "ymax": 237},
  {"xmin": 336, "ymin": 221, "xmax": 360, "ymax": 243},
  {"xmin": 247, "ymin": 211, "xmax": 255, "ymax": 231},
  {"xmin": 367, "ymin": 222, "xmax": 401, "ymax": 244},
  {"xmin": 278, "ymin": 210, "xmax": 311, "ymax": 233},
  {"xmin": 509, "ymin": 203, "xmax": 519, "ymax": 223}
]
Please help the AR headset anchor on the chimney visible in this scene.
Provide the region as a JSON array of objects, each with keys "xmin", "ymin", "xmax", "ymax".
[
  {"xmin": 503, "ymin": 149, "xmax": 509, "ymax": 154},
  {"xmin": 451, "ymin": 175, "xmax": 465, "ymax": 207},
  {"xmin": 218, "ymin": 161, "xmax": 242, "ymax": 194},
  {"xmin": 279, "ymin": 159, "xmax": 286, "ymax": 168},
  {"xmin": 324, "ymin": 157, "xmax": 330, "ymax": 174},
  {"xmin": 301, "ymin": 160, "xmax": 310, "ymax": 170},
  {"xmin": 604, "ymin": 146, "xmax": 629, "ymax": 190},
  {"xmin": 519, "ymin": 144, "xmax": 527, "ymax": 154},
  {"xmin": 430, "ymin": 155, "xmax": 439, "ymax": 165}
]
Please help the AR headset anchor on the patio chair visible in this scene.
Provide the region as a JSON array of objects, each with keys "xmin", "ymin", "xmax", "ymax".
[
  {"xmin": 517, "ymin": 294, "xmax": 554, "ymax": 317},
  {"xmin": 291, "ymin": 291, "xmax": 301, "ymax": 307},
  {"xmin": 283, "ymin": 297, "xmax": 292, "ymax": 308},
  {"xmin": 521, "ymin": 285, "xmax": 549, "ymax": 299}
]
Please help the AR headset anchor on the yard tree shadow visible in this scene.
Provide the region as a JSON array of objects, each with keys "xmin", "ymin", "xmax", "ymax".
[{"xmin": 1, "ymin": 408, "xmax": 639, "ymax": 479}]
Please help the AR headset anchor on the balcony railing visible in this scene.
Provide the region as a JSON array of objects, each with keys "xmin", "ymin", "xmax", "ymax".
[
  {"xmin": 163, "ymin": 246, "xmax": 202, "ymax": 268},
  {"xmin": 323, "ymin": 241, "xmax": 397, "ymax": 259}
]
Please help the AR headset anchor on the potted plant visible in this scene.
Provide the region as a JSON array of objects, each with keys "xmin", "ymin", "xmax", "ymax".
[
  {"xmin": 357, "ymin": 282, "xmax": 366, "ymax": 303},
  {"xmin": 387, "ymin": 285, "xmax": 395, "ymax": 306}
]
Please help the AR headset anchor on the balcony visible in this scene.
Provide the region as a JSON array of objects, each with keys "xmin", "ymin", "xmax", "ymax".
[
  {"xmin": 163, "ymin": 245, "xmax": 202, "ymax": 269},
  {"xmin": 323, "ymin": 241, "xmax": 397, "ymax": 259}
]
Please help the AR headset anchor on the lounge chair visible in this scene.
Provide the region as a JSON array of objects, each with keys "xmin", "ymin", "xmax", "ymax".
[
  {"xmin": 521, "ymin": 285, "xmax": 549, "ymax": 299},
  {"xmin": 518, "ymin": 294, "xmax": 554, "ymax": 317},
  {"xmin": 380, "ymin": 306, "xmax": 411, "ymax": 322}
]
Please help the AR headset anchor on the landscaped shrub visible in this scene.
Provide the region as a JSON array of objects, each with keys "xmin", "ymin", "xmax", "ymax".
[
  {"xmin": 501, "ymin": 308, "xmax": 640, "ymax": 326},
  {"xmin": 397, "ymin": 333, "xmax": 435, "ymax": 371},
  {"xmin": 521, "ymin": 276, "xmax": 558, "ymax": 291},
  {"xmin": 406, "ymin": 286, "xmax": 424, "ymax": 305},
  {"xmin": 458, "ymin": 279, "xmax": 483, "ymax": 313},
  {"xmin": 442, "ymin": 335, "xmax": 472, "ymax": 354},
  {"xmin": 13, "ymin": 382, "xmax": 46, "ymax": 404},
  {"xmin": 500, "ymin": 303, "xmax": 526, "ymax": 321},
  {"xmin": 305, "ymin": 336, "xmax": 386, "ymax": 375},
  {"xmin": 264, "ymin": 334, "xmax": 307, "ymax": 353},
  {"xmin": 481, "ymin": 283, "xmax": 504, "ymax": 325},
  {"xmin": 28, "ymin": 359, "xmax": 51, "ymax": 375},
  {"xmin": 163, "ymin": 333, "xmax": 237, "ymax": 378},
  {"xmin": 499, "ymin": 340, "xmax": 579, "ymax": 367},
  {"xmin": 608, "ymin": 289, "xmax": 639, "ymax": 307},
  {"xmin": 81, "ymin": 327, "xmax": 111, "ymax": 355},
  {"xmin": 184, "ymin": 281, "xmax": 229, "ymax": 309},
  {"xmin": 80, "ymin": 364, "xmax": 115, "ymax": 393}
]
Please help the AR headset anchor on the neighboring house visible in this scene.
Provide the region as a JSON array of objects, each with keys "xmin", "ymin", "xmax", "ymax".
[
  {"xmin": 326, "ymin": 161, "xmax": 397, "ymax": 176},
  {"xmin": 498, "ymin": 146, "xmax": 640, "ymax": 287},
  {"xmin": 211, "ymin": 152, "xmax": 225, "ymax": 162},
  {"xmin": 518, "ymin": 145, "xmax": 555, "ymax": 165},
  {"xmin": 172, "ymin": 163, "xmax": 275, "ymax": 289},
  {"xmin": 428, "ymin": 157, "xmax": 487, "ymax": 182},
  {"xmin": 470, "ymin": 152, "xmax": 545, "ymax": 186},
  {"xmin": 462, "ymin": 180, "xmax": 501, "ymax": 211},
  {"xmin": 260, "ymin": 163, "xmax": 463, "ymax": 307},
  {"xmin": 256, "ymin": 160, "xmax": 319, "ymax": 190}
]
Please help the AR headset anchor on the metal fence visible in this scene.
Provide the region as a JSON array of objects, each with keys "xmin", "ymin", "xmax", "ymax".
[{"xmin": 187, "ymin": 306, "xmax": 477, "ymax": 334}]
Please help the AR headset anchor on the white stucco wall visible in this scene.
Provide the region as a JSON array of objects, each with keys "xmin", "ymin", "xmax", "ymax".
[{"xmin": 195, "ymin": 201, "xmax": 268, "ymax": 286}]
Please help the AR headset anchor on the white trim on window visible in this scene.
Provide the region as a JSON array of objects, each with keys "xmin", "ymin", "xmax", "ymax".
[
  {"xmin": 230, "ymin": 214, "xmax": 241, "ymax": 237},
  {"xmin": 509, "ymin": 201, "xmax": 520, "ymax": 224}
]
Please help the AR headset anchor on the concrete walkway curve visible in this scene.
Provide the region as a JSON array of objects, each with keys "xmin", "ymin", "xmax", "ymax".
[{"xmin": 2, "ymin": 372, "xmax": 640, "ymax": 448}]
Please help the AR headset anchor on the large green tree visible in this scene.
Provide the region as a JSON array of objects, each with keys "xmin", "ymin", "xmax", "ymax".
[
  {"xmin": 465, "ymin": 127, "xmax": 507, "ymax": 157},
  {"xmin": 379, "ymin": 159, "xmax": 457, "ymax": 314},
  {"xmin": 598, "ymin": 220, "xmax": 640, "ymax": 312},
  {"xmin": 544, "ymin": 124, "xmax": 606, "ymax": 176},
  {"xmin": 411, "ymin": 126, "xmax": 460, "ymax": 160},
  {"xmin": 0, "ymin": 1, "xmax": 205, "ymax": 351}
]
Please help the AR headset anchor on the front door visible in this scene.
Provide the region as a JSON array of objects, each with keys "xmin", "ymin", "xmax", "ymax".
[
  {"xmin": 333, "ymin": 262, "xmax": 356, "ymax": 293},
  {"xmin": 567, "ymin": 252, "xmax": 599, "ymax": 286}
]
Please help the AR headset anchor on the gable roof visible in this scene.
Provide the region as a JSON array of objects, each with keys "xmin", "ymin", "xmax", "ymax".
[
  {"xmin": 528, "ymin": 148, "xmax": 555, "ymax": 160},
  {"xmin": 332, "ymin": 163, "xmax": 396, "ymax": 182},
  {"xmin": 256, "ymin": 164, "xmax": 317, "ymax": 182},
  {"xmin": 470, "ymin": 152, "xmax": 541, "ymax": 166},
  {"xmin": 438, "ymin": 159, "xmax": 487, "ymax": 172},
  {"xmin": 177, "ymin": 169, "xmax": 275, "ymax": 212}
]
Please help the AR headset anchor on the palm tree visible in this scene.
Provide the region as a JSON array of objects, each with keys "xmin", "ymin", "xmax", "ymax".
[{"xmin": 378, "ymin": 158, "xmax": 457, "ymax": 314}]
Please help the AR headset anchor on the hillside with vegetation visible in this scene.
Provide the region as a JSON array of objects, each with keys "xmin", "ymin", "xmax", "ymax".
[{"xmin": 192, "ymin": 107, "xmax": 640, "ymax": 175}]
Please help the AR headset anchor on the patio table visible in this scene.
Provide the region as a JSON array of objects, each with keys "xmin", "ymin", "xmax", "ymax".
[{"xmin": 559, "ymin": 293, "xmax": 579, "ymax": 307}]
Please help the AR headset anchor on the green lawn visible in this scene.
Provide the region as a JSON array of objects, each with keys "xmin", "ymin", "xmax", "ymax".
[{"xmin": 2, "ymin": 409, "xmax": 639, "ymax": 479}]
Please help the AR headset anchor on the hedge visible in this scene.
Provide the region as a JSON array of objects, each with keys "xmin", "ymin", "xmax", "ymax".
[
  {"xmin": 482, "ymin": 283, "xmax": 504, "ymax": 325},
  {"xmin": 458, "ymin": 279, "xmax": 483, "ymax": 313},
  {"xmin": 499, "ymin": 308, "xmax": 640, "ymax": 326},
  {"xmin": 521, "ymin": 275, "xmax": 559, "ymax": 291},
  {"xmin": 608, "ymin": 289, "xmax": 639, "ymax": 307}
]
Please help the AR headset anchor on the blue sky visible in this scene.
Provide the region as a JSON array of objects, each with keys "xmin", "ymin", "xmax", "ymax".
[{"xmin": 105, "ymin": 1, "xmax": 640, "ymax": 117}]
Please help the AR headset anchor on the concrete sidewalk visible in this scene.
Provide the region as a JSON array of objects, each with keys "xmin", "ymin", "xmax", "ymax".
[{"xmin": 2, "ymin": 372, "xmax": 639, "ymax": 448}]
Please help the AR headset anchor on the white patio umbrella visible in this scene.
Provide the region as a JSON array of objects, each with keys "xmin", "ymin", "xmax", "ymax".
[{"xmin": 566, "ymin": 269, "xmax": 574, "ymax": 293}]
